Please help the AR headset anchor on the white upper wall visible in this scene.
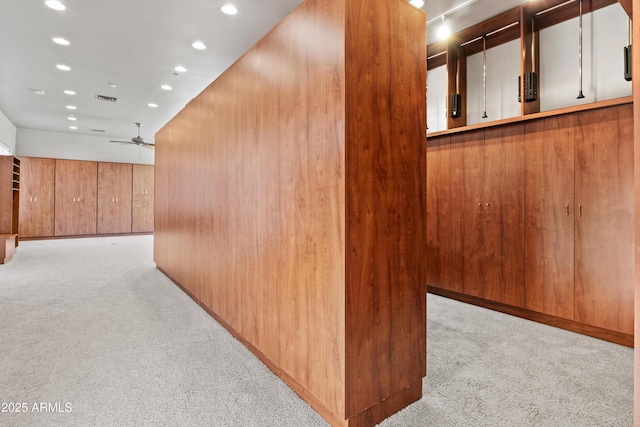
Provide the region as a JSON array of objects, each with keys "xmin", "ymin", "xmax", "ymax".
[
  {"xmin": 540, "ymin": 3, "xmax": 631, "ymax": 111},
  {"xmin": 426, "ymin": 3, "xmax": 631, "ymax": 131},
  {"xmin": 427, "ymin": 65, "xmax": 447, "ymax": 132},
  {"xmin": 0, "ymin": 109, "xmax": 17, "ymax": 155},
  {"xmin": 16, "ymin": 128, "xmax": 154, "ymax": 164}
]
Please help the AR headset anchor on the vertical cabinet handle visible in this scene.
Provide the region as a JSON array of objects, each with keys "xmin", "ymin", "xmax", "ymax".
[
  {"xmin": 30, "ymin": 196, "xmax": 32, "ymax": 202},
  {"xmin": 566, "ymin": 204, "xmax": 570, "ymax": 216},
  {"xmin": 578, "ymin": 205, "xmax": 583, "ymax": 217},
  {"xmin": 116, "ymin": 198, "xmax": 118, "ymax": 202},
  {"xmin": 477, "ymin": 203, "xmax": 482, "ymax": 214},
  {"xmin": 34, "ymin": 197, "xmax": 36, "ymax": 202},
  {"xmin": 486, "ymin": 203, "xmax": 490, "ymax": 214}
]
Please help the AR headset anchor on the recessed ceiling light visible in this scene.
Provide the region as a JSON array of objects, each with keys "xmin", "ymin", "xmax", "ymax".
[
  {"xmin": 109, "ymin": 82, "xmax": 117, "ymax": 88},
  {"xmin": 409, "ymin": 0, "xmax": 424, "ymax": 7},
  {"xmin": 221, "ymin": 4, "xmax": 238, "ymax": 15},
  {"xmin": 67, "ymin": 116, "xmax": 77, "ymax": 121},
  {"xmin": 69, "ymin": 126, "xmax": 77, "ymax": 130},
  {"xmin": 148, "ymin": 103, "xmax": 158, "ymax": 108},
  {"xmin": 192, "ymin": 41, "xmax": 206, "ymax": 50},
  {"xmin": 56, "ymin": 64, "xmax": 71, "ymax": 71},
  {"xmin": 45, "ymin": 0, "xmax": 65, "ymax": 11},
  {"xmin": 52, "ymin": 37, "xmax": 70, "ymax": 45},
  {"xmin": 66, "ymin": 105, "xmax": 77, "ymax": 110},
  {"xmin": 174, "ymin": 65, "xmax": 187, "ymax": 73},
  {"xmin": 161, "ymin": 84, "xmax": 172, "ymax": 91},
  {"xmin": 33, "ymin": 90, "xmax": 46, "ymax": 95},
  {"xmin": 64, "ymin": 90, "xmax": 76, "ymax": 95}
]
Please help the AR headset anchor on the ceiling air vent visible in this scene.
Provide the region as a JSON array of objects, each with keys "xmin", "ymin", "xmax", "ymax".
[{"xmin": 95, "ymin": 94, "xmax": 117, "ymax": 102}]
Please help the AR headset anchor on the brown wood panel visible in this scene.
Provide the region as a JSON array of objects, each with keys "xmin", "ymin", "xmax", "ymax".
[
  {"xmin": 483, "ymin": 124, "xmax": 525, "ymax": 307},
  {"xmin": 451, "ymin": 130, "xmax": 484, "ymax": 298},
  {"xmin": 18, "ymin": 157, "xmax": 55, "ymax": 238},
  {"xmin": 132, "ymin": 164, "xmax": 154, "ymax": 232},
  {"xmin": 156, "ymin": 0, "xmax": 348, "ymax": 422},
  {"xmin": 54, "ymin": 159, "xmax": 97, "ymax": 236},
  {"xmin": 575, "ymin": 104, "xmax": 634, "ymax": 334},
  {"xmin": 426, "ymin": 136, "xmax": 459, "ymax": 291},
  {"xmin": 344, "ymin": 0, "xmax": 426, "ymax": 418},
  {"xmin": 97, "ymin": 162, "xmax": 132, "ymax": 234},
  {"xmin": 524, "ymin": 116, "xmax": 575, "ymax": 318},
  {"xmin": 155, "ymin": 0, "xmax": 426, "ymax": 424},
  {"xmin": 633, "ymin": 0, "xmax": 640, "ymax": 420}
]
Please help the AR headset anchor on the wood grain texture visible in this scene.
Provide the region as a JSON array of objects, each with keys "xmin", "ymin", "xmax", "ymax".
[
  {"xmin": 54, "ymin": 159, "xmax": 97, "ymax": 236},
  {"xmin": 426, "ymin": 136, "xmax": 459, "ymax": 291},
  {"xmin": 483, "ymin": 124, "xmax": 525, "ymax": 307},
  {"xmin": 451, "ymin": 131, "xmax": 485, "ymax": 298},
  {"xmin": 633, "ymin": 0, "xmax": 640, "ymax": 421},
  {"xmin": 524, "ymin": 116, "xmax": 575, "ymax": 319},
  {"xmin": 17, "ymin": 157, "xmax": 55, "ymax": 238},
  {"xmin": 574, "ymin": 104, "xmax": 634, "ymax": 335},
  {"xmin": 155, "ymin": 0, "xmax": 426, "ymax": 424},
  {"xmin": 132, "ymin": 164, "xmax": 154, "ymax": 233},
  {"xmin": 344, "ymin": 0, "xmax": 426, "ymax": 418},
  {"xmin": 97, "ymin": 162, "xmax": 132, "ymax": 234}
]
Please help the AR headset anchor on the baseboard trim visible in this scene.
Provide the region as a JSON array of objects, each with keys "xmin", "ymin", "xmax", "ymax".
[
  {"xmin": 428, "ymin": 286, "xmax": 633, "ymax": 347},
  {"xmin": 157, "ymin": 265, "xmax": 423, "ymax": 427},
  {"xmin": 19, "ymin": 232, "xmax": 153, "ymax": 241}
]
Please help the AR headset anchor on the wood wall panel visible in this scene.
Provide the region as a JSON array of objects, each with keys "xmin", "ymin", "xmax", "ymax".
[
  {"xmin": 344, "ymin": 0, "xmax": 426, "ymax": 418},
  {"xmin": 575, "ymin": 104, "xmax": 634, "ymax": 334},
  {"xmin": 524, "ymin": 116, "xmax": 575, "ymax": 319},
  {"xmin": 451, "ymin": 131, "xmax": 485, "ymax": 298},
  {"xmin": 132, "ymin": 164, "xmax": 154, "ymax": 233},
  {"xmin": 155, "ymin": 0, "xmax": 426, "ymax": 425},
  {"xmin": 633, "ymin": 0, "xmax": 640, "ymax": 419},
  {"xmin": 426, "ymin": 136, "xmax": 458, "ymax": 291},
  {"xmin": 18, "ymin": 157, "xmax": 55, "ymax": 238},
  {"xmin": 54, "ymin": 159, "xmax": 97, "ymax": 236},
  {"xmin": 483, "ymin": 124, "xmax": 525, "ymax": 307},
  {"xmin": 97, "ymin": 162, "xmax": 132, "ymax": 234}
]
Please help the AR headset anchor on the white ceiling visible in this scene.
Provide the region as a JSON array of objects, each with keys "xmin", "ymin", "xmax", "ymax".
[{"xmin": 0, "ymin": 0, "xmax": 531, "ymax": 143}]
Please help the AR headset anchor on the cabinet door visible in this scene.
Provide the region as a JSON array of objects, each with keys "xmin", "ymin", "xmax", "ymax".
[
  {"xmin": 132, "ymin": 164, "xmax": 154, "ymax": 232},
  {"xmin": 575, "ymin": 105, "xmax": 634, "ymax": 334},
  {"xmin": 55, "ymin": 160, "xmax": 97, "ymax": 236},
  {"xmin": 524, "ymin": 116, "xmax": 575, "ymax": 319},
  {"xmin": 97, "ymin": 162, "xmax": 132, "ymax": 234},
  {"xmin": 451, "ymin": 131, "xmax": 484, "ymax": 298},
  {"xmin": 426, "ymin": 136, "xmax": 459, "ymax": 291},
  {"xmin": 18, "ymin": 157, "xmax": 55, "ymax": 238},
  {"xmin": 483, "ymin": 124, "xmax": 525, "ymax": 307}
]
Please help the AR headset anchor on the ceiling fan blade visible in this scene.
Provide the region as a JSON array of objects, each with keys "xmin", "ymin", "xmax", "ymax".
[
  {"xmin": 142, "ymin": 144, "xmax": 155, "ymax": 150},
  {"xmin": 110, "ymin": 140, "xmax": 134, "ymax": 144}
]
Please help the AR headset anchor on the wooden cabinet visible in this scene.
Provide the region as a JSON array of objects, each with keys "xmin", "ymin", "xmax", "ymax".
[
  {"xmin": 574, "ymin": 105, "xmax": 634, "ymax": 334},
  {"xmin": 97, "ymin": 162, "xmax": 132, "ymax": 234},
  {"xmin": 524, "ymin": 116, "xmax": 576, "ymax": 320},
  {"xmin": 132, "ymin": 164, "xmax": 154, "ymax": 232},
  {"xmin": 447, "ymin": 124, "xmax": 525, "ymax": 306},
  {"xmin": 18, "ymin": 157, "xmax": 55, "ymax": 238},
  {"xmin": 426, "ymin": 136, "xmax": 458, "ymax": 292},
  {"xmin": 428, "ymin": 102, "xmax": 634, "ymax": 342},
  {"xmin": 54, "ymin": 159, "xmax": 97, "ymax": 236}
]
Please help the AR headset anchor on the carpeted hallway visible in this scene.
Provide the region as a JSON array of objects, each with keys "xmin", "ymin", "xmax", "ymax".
[{"xmin": 0, "ymin": 236, "xmax": 633, "ymax": 426}]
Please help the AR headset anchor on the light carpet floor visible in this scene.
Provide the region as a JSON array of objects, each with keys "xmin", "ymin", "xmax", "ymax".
[{"xmin": 0, "ymin": 236, "xmax": 633, "ymax": 426}]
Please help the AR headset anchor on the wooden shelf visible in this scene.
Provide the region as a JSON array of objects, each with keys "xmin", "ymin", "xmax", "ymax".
[{"xmin": 428, "ymin": 96, "xmax": 633, "ymax": 138}]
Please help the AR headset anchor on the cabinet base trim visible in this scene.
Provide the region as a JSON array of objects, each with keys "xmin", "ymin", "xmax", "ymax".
[
  {"xmin": 428, "ymin": 286, "xmax": 633, "ymax": 347},
  {"xmin": 18, "ymin": 232, "xmax": 153, "ymax": 241},
  {"xmin": 159, "ymin": 266, "xmax": 423, "ymax": 427}
]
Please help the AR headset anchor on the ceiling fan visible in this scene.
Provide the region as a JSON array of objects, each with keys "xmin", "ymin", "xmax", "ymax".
[{"xmin": 110, "ymin": 122, "xmax": 155, "ymax": 149}]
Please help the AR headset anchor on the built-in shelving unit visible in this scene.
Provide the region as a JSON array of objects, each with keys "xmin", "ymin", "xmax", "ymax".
[{"xmin": 0, "ymin": 155, "xmax": 20, "ymax": 263}]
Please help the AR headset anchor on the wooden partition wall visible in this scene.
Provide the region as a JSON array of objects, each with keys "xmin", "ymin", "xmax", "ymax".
[{"xmin": 154, "ymin": 0, "xmax": 427, "ymax": 425}]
